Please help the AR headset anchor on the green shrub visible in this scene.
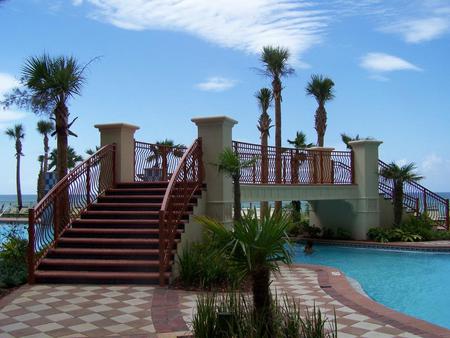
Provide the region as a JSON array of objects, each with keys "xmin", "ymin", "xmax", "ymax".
[
  {"xmin": 335, "ymin": 227, "xmax": 352, "ymax": 240},
  {"xmin": 321, "ymin": 228, "xmax": 334, "ymax": 239},
  {"xmin": 302, "ymin": 223, "xmax": 322, "ymax": 238},
  {"xmin": 0, "ymin": 228, "xmax": 28, "ymax": 287},
  {"xmin": 177, "ymin": 240, "xmax": 239, "ymax": 289},
  {"xmin": 192, "ymin": 292, "xmax": 337, "ymax": 338},
  {"xmin": 367, "ymin": 227, "xmax": 422, "ymax": 243}
]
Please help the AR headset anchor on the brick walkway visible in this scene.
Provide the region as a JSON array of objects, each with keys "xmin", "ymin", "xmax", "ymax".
[{"xmin": 0, "ymin": 265, "xmax": 449, "ymax": 337}]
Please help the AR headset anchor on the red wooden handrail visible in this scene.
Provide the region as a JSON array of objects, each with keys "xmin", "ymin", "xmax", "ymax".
[
  {"xmin": 27, "ymin": 144, "xmax": 116, "ymax": 283},
  {"xmin": 158, "ymin": 138, "xmax": 203, "ymax": 286}
]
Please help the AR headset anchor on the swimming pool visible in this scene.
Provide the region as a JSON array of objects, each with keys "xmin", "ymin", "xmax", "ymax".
[{"xmin": 294, "ymin": 244, "xmax": 450, "ymax": 329}]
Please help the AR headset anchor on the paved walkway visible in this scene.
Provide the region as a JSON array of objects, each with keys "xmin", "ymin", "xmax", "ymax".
[{"xmin": 0, "ymin": 265, "xmax": 449, "ymax": 337}]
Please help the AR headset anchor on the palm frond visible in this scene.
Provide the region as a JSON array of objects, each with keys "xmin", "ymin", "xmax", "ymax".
[
  {"xmin": 306, "ymin": 74, "xmax": 335, "ymax": 105},
  {"xmin": 260, "ymin": 46, "xmax": 294, "ymax": 79},
  {"xmin": 36, "ymin": 120, "xmax": 54, "ymax": 135}
]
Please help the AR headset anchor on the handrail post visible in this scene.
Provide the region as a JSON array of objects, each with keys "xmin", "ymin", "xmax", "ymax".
[
  {"xmin": 133, "ymin": 140, "xmax": 136, "ymax": 182},
  {"xmin": 351, "ymin": 150, "xmax": 355, "ymax": 184},
  {"xmin": 415, "ymin": 198, "xmax": 420, "ymax": 216},
  {"xmin": 86, "ymin": 160, "xmax": 91, "ymax": 205},
  {"xmin": 53, "ymin": 199, "xmax": 59, "ymax": 241},
  {"xmin": 27, "ymin": 208, "xmax": 35, "ymax": 284},
  {"xmin": 446, "ymin": 199, "xmax": 449, "ymax": 230},
  {"xmin": 159, "ymin": 210, "xmax": 166, "ymax": 286},
  {"xmin": 162, "ymin": 147, "xmax": 168, "ymax": 181},
  {"xmin": 423, "ymin": 190, "xmax": 427, "ymax": 214}
]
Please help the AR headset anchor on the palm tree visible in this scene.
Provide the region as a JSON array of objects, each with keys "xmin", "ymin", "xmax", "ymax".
[
  {"xmin": 217, "ymin": 148, "xmax": 256, "ymax": 222},
  {"xmin": 147, "ymin": 139, "xmax": 185, "ymax": 180},
  {"xmin": 5, "ymin": 124, "xmax": 25, "ymax": 210},
  {"xmin": 196, "ymin": 210, "xmax": 293, "ymax": 335},
  {"xmin": 256, "ymin": 88, "xmax": 273, "ymax": 217},
  {"xmin": 19, "ymin": 55, "xmax": 88, "ymax": 182},
  {"xmin": 37, "ymin": 155, "xmax": 44, "ymax": 200},
  {"xmin": 260, "ymin": 46, "xmax": 294, "ymax": 213},
  {"xmin": 380, "ymin": 162, "xmax": 423, "ymax": 226},
  {"xmin": 287, "ymin": 131, "xmax": 313, "ymax": 223},
  {"xmin": 36, "ymin": 120, "xmax": 54, "ymax": 200},
  {"xmin": 48, "ymin": 147, "xmax": 83, "ymax": 171},
  {"xmin": 306, "ymin": 74, "xmax": 335, "ymax": 147},
  {"xmin": 86, "ymin": 146, "xmax": 100, "ymax": 156}
]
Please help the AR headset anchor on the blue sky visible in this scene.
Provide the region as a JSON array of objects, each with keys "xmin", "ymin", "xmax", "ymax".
[{"xmin": 1, "ymin": 0, "xmax": 450, "ymax": 194}]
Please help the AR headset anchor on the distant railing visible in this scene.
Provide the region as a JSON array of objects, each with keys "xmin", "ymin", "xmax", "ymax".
[
  {"xmin": 27, "ymin": 144, "xmax": 116, "ymax": 283},
  {"xmin": 378, "ymin": 160, "xmax": 449, "ymax": 229},
  {"xmin": 134, "ymin": 141, "xmax": 187, "ymax": 182},
  {"xmin": 159, "ymin": 138, "xmax": 203, "ymax": 286},
  {"xmin": 232, "ymin": 141, "xmax": 354, "ymax": 185}
]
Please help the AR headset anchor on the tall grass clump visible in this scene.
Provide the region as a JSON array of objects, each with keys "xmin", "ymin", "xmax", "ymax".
[{"xmin": 192, "ymin": 292, "xmax": 337, "ymax": 338}]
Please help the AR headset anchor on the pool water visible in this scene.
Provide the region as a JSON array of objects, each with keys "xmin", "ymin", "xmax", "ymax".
[{"xmin": 294, "ymin": 244, "xmax": 450, "ymax": 329}]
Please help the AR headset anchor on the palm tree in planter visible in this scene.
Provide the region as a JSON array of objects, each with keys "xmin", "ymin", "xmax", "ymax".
[
  {"xmin": 256, "ymin": 87, "xmax": 273, "ymax": 217},
  {"xmin": 217, "ymin": 147, "xmax": 256, "ymax": 222},
  {"xmin": 306, "ymin": 74, "xmax": 335, "ymax": 147},
  {"xmin": 48, "ymin": 147, "xmax": 83, "ymax": 171},
  {"xmin": 196, "ymin": 210, "xmax": 293, "ymax": 335},
  {"xmin": 287, "ymin": 131, "xmax": 313, "ymax": 223},
  {"xmin": 380, "ymin": 162, "xmax": 423, "ymax": 226},
  {"xmin": 260, "ymin": 46, "xmax": 294, "ymax": 213},
  {"xmin": 5, "ymin": 124, "xmax": 25, "ymax": 210},
  {"xmin": 36, "ymin": 120, "xmax": 54, "ymax": 200},
  {"xmin": 147, "ymin": 139, "xmax": 185, "ymax": 180}
]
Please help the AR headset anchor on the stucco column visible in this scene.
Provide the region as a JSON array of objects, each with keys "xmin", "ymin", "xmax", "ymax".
[
  {"xmin": 95, "ymin": 123, "xmax": 140, "ymax": 183},
  {"xmin": 191, "ymin": 116, "xmax": 237, "ymax": 225},
  {"xmin": 308, "ymin": 147, "xmax": 335, "ymax": 183},
  {"xmin": 348, "ymin": 140, "xmax": 383, "ymax": 239}
]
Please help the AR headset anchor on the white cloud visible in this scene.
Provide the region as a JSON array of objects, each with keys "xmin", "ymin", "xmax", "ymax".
[
  {"xmin": 421, "ymin": 153, "xmax": 447, "ymax": 172},
  {"xmin": 383, "ymin": 17, "xmax": 450, "ymax": 43},
  {"xmin": 0, "ymin": 72, "xmax": 19, "ymax": 98},
  {"xmin": 360, "ymin": 53, "xmax": 421, "ymax": 73},
  {"xmin": 196, "ymin": 77, "xmax": 237, "ymax": 92},
  {"xmin": 72, "ymin": 0, "xmax": 84, "ymax": 5},
  {"xmin": 0, "ymin": 110, "xmax": 27, "ymax": 131},
  {"xmin": 75, "ymin": 0, "xmax": 330, "ymax": 62}
]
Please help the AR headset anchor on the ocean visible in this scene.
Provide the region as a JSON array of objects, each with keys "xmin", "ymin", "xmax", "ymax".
[{"xmin": 0, "ymin": 195, "xmax": 37, "ymax": 209}]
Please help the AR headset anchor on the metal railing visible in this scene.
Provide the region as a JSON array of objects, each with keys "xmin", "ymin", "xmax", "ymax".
[
  {"xmin": 378, "ymin": 160, "xmax": 449, "ymax": 229},
  {"xmin": 232, "ymin": 141, "xmax": 354, "ymax": 185},
  {"xmin": 134, "ymin": 141, "xmax": 187, "ymax": 182},
  {"xmin": 159, "ymin": 138, "xmax": 203, "ymax": 285},
  {"xmin": 27, "ymin": 144, "xmax": 116, "ymax": 283}
]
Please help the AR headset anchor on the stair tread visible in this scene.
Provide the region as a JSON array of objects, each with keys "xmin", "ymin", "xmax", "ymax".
[
  {"xmin": 65, "ymin": 228, "xmax": 181, "ymax": 235},
  {"xmin": 35, "ymin": 270, "xmax": 168, "ymax": 279},
  {"xmin": 73, "ymin": 219, "xmax": 161, "ymax": 224},
  {"xmin": 48, "ymin": 248, "xmax": 161, "ymax": 254},
  {"xmin": 83, "ymin": 210, "xmax": 161, "ymax": 215},
  {"xmin": 58, "ymin": 237, "xmax": 159, "ymax": 243},
  {"xmin": 40, "ymin": 258, "xmax": 161, "ymax": 266}
]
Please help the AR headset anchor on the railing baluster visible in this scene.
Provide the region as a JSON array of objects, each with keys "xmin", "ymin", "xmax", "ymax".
[
  {"xmin": 86, "ymin": 160, "xmax": 91, "ymax": 205},
  {"xmin": 27, "ymin": 208, "xmax": 35, "ymax": 284}
]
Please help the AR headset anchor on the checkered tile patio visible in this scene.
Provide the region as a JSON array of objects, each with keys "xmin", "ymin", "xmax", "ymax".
[{"xmin": 0, "ymin": 265, "xmax": 448, "ymax": 337}]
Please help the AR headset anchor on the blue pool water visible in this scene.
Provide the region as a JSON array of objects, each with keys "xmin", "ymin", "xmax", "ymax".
[{"xmin": 294, "ymin": 244, "xmax": 450, "ymax": 329}]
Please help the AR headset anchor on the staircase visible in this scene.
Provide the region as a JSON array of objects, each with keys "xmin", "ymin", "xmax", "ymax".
[{"xmin": 33, "ymin": 181, "xmax": 201, "ymax": 284}]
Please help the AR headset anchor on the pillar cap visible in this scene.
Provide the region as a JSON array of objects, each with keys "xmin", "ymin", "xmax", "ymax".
[
  {"xmin": 191, "ymin": 115, "xmax": 238, "ymax": 126},
  {"xmin": 94, "ymin": 123, "xmax": 140, "ymax": 131},
  {"xmin": 348, "ymin": 140, "xmax": 382, "ymax": 147}
]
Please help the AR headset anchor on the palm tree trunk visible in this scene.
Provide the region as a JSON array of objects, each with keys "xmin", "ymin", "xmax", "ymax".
[
  {"xmin": 252, "ymin": 267, "xmax": 273, "ymax": 335},
  {"xmin": 43, "ymin": 134, "xmax": 49, "ymax": 174},
  {"xmin": 16, "ymin": 152, "xmax": 23, "ymax": 210},
  {"xmin": 233, "ymin": 174, "xmax": 242, "ymax": 222},
  {"xmin": 260, "ymin": 132, "xmax": 269, "ymax": 218},
  {"xmin": 315, "ymin": 104, "xmax": 327, "ymax": 147},
  {"xmin": 393, "ymin": 181, "xmax": 403, "ymax": 226},
  {"xmin": 273, "ymin": 78, "xmax": 282, "ymax": 213}
]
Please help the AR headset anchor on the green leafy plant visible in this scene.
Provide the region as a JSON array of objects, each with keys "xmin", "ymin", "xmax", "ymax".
[
  {"xmin": 321, "ymin": 228, "xmax": 335, "ymax": 239},
  {"xmin": 335, "ymin": 227, "xmax": 352, "ymax": 240},
  {"xmin": 0, "ymin": 225, "xmax": 28, "ymax": 287}
]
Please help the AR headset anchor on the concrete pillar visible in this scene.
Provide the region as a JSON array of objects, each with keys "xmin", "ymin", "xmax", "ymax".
[
  {"xmin": 191, "ymin": 116, "xmax": 237, "ymax": 225},
  {"xmin": 308, "ymin": 147, "xmax": 335, "ymax": 183},
  {"xmin": 348, "ymin": 140, "xmax": 383, "ymax": 239},
  {"xmin": 95, "ymin": 123, "xmax": 140, "ymax": 183}
]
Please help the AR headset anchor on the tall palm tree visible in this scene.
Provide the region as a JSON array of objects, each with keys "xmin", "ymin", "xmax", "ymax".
[
  {"xmin": 217, "ymin": 148, "xmax": 256, "ymax": 222},
  {"xmin": 147, "ymin": 139, "xmax": 185, "ymax": 180},
  {"xmin": 20, "ymin": 55, "xmax": 88, "ymax": 182},
  {"xmin": 36, "ymin": 120, "xmax": 54, "ymax": 200},
  {"xmin": 260, "ymin": 46, "xmax": 294, "ymax": 213},
  {"xmin": 196, "ymin": 210, "xmax": 293, "ymax": 336},
  {"xmin": 85, "ymin": 146, "xmax": 100, "ymax": 156},
  {"xmin": 37, "ymin": 155, "xmax": 44, "ymax": 200},
  {"xmin": 287, "ymin": 131, "xmax": 313, "ymax": 222},
  {"xmin": 380, "ymin": 162, "xmax": 423, "ymax": 226},
  {"xmin": 306, "ymin": 74, "xmax": 335, "ymax": 147},
  {"xmin": 5, "ymin": 124, "xmax": 25, "ymax": 210},
  {"xmin": 48, "ymin": 147, "xmax": 83, "ymax": 171},
  {"xmin": 256, "ymin": 88, "xmax": 272, "ymax": 217}
]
